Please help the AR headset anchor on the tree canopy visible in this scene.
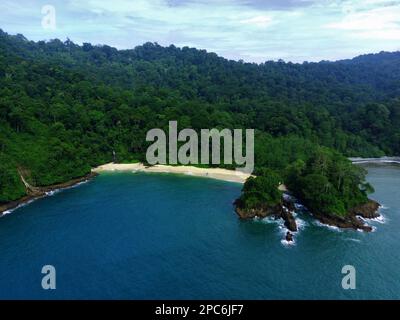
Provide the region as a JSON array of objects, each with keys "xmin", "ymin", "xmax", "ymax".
[{"xmin": 0, "ymin": 29, "xmax": 396, "ymax": 215}]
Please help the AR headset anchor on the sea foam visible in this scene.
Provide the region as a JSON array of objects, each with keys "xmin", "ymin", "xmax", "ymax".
[
  {"xmin": 344, "ymin": 238, "xmax": 361, "ymax": 243},
  {"xmin": 1, "ymin": 180, "xmax": 90, "ymax": 217},
  {"xmin": 313, "ymin": 220, "xmax": 343, "ymax": 232},
  {"xmin": 281, "ymin": 239, "xmax": 295, "ymax": 247},
  {"xmin": 357, "ymin": 214, "xmax": 386, "ymax": 224}
]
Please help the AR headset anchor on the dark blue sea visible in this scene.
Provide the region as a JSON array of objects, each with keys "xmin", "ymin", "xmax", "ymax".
[{"xmin": 0, "ymin": 164, "xmax": 399, "ymax": 299}]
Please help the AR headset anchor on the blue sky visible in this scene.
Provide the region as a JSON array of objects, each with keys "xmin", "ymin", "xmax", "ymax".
[{"xmin": 1, "ymin": 0, "xmax": 399, "ymax": 62}]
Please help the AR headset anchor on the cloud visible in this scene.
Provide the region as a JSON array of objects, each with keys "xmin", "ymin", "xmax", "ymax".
[
  {"xmin": 0, "ymin": 0, "xmax": 399, "ymax": 62},
  {"xmin": 239, "ymin": 15, "xmax": 273, "ymax": 28},
  {"xmin": 324, "ymin": 3, "xmax": 400, "ymax": 40}
]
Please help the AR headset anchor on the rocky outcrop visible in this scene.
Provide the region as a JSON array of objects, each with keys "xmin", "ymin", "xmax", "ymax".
[
  {"xmin": 348, "ymin": 199, "xmax": 380, "ymax": 219},
  {"xmin": 283, "ymin": 198, "xmax": 296, "ymax": 212},
  {"xmin": 286, "ymin": 232, "xmax": 294, "ymax": 242},
  {"xmin": 235, "ymin": 203, "xmax": 281, "ymax": 220},
  {"xmin": 234, "ymin": 192, "xmax": 380, "ymax": 237},
  {"xmin": 313, "ymin": 212, "xmax": 373, "ymax": 232},
  {"xmin": 311, "ymin": 199, "xmax": 381, "ymax": 232},
  {"xmin": 234, "ymin": 198, "xmax": 299, "ymax": 243},
  {"xmin": 233, "ymin": 183, "xmax": 382, "ymax": 246},
  {"xmin": 281, "ymin": 207, "xmax": 297, "ymax": 232},
  {"xmin": 284, "ymin": 194, "xmax": 380, "ymax": 232}
]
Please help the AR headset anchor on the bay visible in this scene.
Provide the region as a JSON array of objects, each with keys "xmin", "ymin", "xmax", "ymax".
[{"xmin": 0, "ymin": 165, "xmax": 398, "ymax": 299}]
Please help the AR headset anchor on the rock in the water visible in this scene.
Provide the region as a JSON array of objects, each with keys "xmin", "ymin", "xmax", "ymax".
[
  {"xmin": 281, "ymin": 208, "xmax": 298, "ymax": 232},
  {"xmin": 286, "ymin": 232, "xmax": 294, "ymax": 242},
  {"xmin": 234, "ymin": 201, "xmax": 281, "ymax": 220},
  {"xmin": 312, "ymin": 199, "xmax": 380, "ymax": 232},
  {"xmin": 283, "ymin": 197, "xmax": 296, "ymax": 212},
  {"xmin": 348, "ymin": 200, "xmax": 380, "ymax": 219},
  {"xmin": 313, "ymin": 211, "xmax": 373, "ymax": 232}
]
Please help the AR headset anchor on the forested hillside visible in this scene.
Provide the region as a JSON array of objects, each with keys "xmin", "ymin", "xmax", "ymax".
[{"xmin": 0, "ymin": 29, "xmax": 399, "ymax": 215}]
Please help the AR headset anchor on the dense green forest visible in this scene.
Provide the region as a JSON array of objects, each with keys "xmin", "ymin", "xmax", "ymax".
[{"xmin": 0, "ymin": 29, "xmax": 399, "ymax": 216}]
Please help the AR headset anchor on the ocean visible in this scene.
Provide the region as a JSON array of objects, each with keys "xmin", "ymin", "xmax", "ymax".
[{"xmin": 0, "ymin": 164, "xmax": 399, "ymax": 299}]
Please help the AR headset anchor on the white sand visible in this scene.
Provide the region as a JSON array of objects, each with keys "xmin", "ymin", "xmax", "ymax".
[{"xmin": 92, "ymin": 163, "xmax": 253, "ymax": 183}]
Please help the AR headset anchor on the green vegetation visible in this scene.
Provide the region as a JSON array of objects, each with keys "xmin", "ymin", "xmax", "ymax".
[
  {"xmin": 235, "ymin": 169, "xmax": 283, "ymax": 210},
  {"xmin": 0, "ymin": 29, "xmax": 397, "ymax": 217},
  {"xmin": 284, "ymin": 148, "xmax": 374, "ymax": 216},
  {"xmin": 236, "ymin": 147, "xmax": 374, "ymax": 216}
]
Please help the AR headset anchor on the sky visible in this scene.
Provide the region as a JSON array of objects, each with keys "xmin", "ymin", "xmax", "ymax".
[{"xmin": 0, "ymin": 0, "xmax": 399, "ymax": 63}]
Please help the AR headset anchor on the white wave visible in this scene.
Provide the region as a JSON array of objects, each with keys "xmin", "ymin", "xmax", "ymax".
[
  {"xmin": 69, "ymin": 180, "xmax": 89, "ymax": 189},
  {"xmin": 2, "ymin": 199, "xmax": 37, "ymax": 217},
  {"xmin": 314, "ymin": 220, "xmax": 343, "ymax": 232},
  {"xmin": 357, "ymin": 225, "xmax": 377, "ymax": 232},
  {"xmin": 45, "ymin": 189, "xmax": 60, "ymax": 196},
  {"xmin": 253, "ymin": 216, "xmax": 267, "ymax": 223},
  {"xmin": 283, "ymin": 193, "xmax": 295, "ymax": 201},
  {"xmin": 371, "ymin": 215, "xmax": 386, "ymax": 224},
  {"xmin": 278, "ymin": 224, "xmax": 287, "ymax": 236},
  {"xmin": 357, "ymin": 214, "xmax": 386, "ymax": 224},
  {"xmin": 295, "ymin": 217, "xmax": 308, "ymax": 231},
  {"xmin": 19, "ymin": 199, "xmax": 35, "ymax": 207},
  {"xmin": 1, "ymin": 180, "xmax": 90, "ymax": 217},
  {"xmin": 257, "ymin": 216, "xmax": 296, "ymax": 244},
  {"xmin": 281, "ymin": 239, "xmax": 295, "ymax": 247},
  {"xmin": 356, "ymin": 215, "xmax": 366, "ymax": 222},
  {"xmin": 45, "ymin": 179, "xmax": 89, "ymax": 195},
  {"xmin": 344, "ymin": 238, "xmax": 361, "ymax": 243},
  {"xmin": 258, "ymin": 216, "xmax": 284, "ymax": 227},
  {"xmin": 256, "ymin": 210, "xmax": 307, "ymax": 245},
  {"xmin": 355, "ymin": 225, "xmax": 377, "ymax": 233}
]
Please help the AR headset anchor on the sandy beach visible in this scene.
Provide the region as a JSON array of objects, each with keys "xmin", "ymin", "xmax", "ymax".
[{"xmin": 93, "ymin": 163, "xmax": 253, "ymax": 183}]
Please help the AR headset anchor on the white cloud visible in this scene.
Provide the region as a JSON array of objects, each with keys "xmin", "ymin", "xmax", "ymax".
[
  {"xmin": 325, "ymin": 7, "xmax": 400, "ymax": 30},
  {"xmin": 324, "ymin": 4, "xmax": 400, "ymax": 40},
  {"xmin": 239, "ymin": 15, "xmax": 273, "ymax": 28},
  {"xmin": 0, "ymin": 0, "xmax": 399, "ymax": 62}
]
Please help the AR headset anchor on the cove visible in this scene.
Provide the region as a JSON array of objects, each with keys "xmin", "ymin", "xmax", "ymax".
[{"xmin": 0, "ymin": 165, "xmax": 399, "ymax": 299}]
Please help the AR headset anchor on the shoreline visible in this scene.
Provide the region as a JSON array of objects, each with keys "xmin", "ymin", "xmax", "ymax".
[
  {"xmin": 350, "ymin": 156, "xmax": 400, "ymax": 165},
  {"xmin": 1, "ymin": 161, "xmax": 383, "ymax": 230},
  {"xmin": 92, "ymin": 163, "xmax": 253, "ymax": 184},
  {"xmin": 0, "ymin": 172, "xmax": 97, "ymax": 217},
  {"xmin": 0, "ymin": 163, "xmax": 252, "ymax": 217}
]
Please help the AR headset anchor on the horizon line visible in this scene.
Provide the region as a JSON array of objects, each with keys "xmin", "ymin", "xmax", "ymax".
[{"xmin": 1, "ymin": 28, "xmax": 399, "ymax": 65}]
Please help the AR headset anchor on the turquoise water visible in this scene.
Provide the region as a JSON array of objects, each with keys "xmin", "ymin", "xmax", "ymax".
[{"xmin": 0, "ymin": 165, "xmax": 399, "ymax": 299}]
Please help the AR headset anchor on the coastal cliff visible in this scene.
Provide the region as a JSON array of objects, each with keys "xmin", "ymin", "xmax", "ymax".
[
  {"xmin": 235, "ymin": 197, "xmax": 298, "ymax": 242},
  {"xmin": 235, "ymin": 195, "xmax": 380, "ymax": 236},
  {"xmin": 310, "ymin": 199, "xmax": 380, "ymax": 232}
]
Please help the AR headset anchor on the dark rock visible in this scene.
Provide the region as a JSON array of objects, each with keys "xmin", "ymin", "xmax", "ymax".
[
  {"xmin": 286, "ymin": 232, "xmax": 294, "ymax": 242},
  {"xmin": 283, "ymin": 197, "xmax": 296, "ymax": 212},
  {"xmin": 310, "ymin": 199, "xmax": 379, "ymax": 231},
  {"xmin": 348, "ymin": 199, "xmax": 380, "ymax": 219},
  {"xmin": 234, "ymin": 201, "xmax": 282, "ymax": 219},
  {"xmin": 234, "ymin": 198, "xmax": 299, "ymax": 239},
  {"xmin": 313, "ymin": 211, "xmax": 373, "ymax": 232},
  {"xmin": 234, "ymin": 191, "xmax": 379, "ymax": 235},
  {"xmin": 281, "ymin": 208, "xmax": 298, "ymax": 232}
]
